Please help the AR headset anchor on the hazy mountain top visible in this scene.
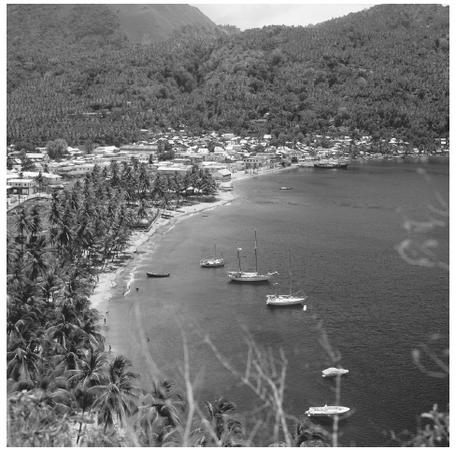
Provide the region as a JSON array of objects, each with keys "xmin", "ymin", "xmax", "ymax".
[
  {"xmin": 7, "ymin": 4, "xmax": 216, "ymax": 50},
  {"xmin": 107, "ymin": 4, "xmax": 216, "ymax": 44}
]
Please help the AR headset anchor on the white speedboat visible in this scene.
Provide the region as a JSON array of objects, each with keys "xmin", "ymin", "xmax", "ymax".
[
  {"xmin": 228, "ymin": 231, "xmax": 277, "ymax": 283},
  {"xmin": 266, "ymin": 293, "xmax": 307, "ymax": 306},
  {"xmin": 200, "ymin": 244, "xmax": 224, "ymax": 268},
  {"xmin": 322, "ymin": 367, "xmax": 349, "ymax": 378},
  {"xmin": 305, "ymin": 405, "xmax": 350, "ymax": 416}
]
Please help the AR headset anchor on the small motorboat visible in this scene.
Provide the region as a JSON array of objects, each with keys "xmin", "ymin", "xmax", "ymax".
[
  {"xmin": 146, "ymin": 272, "xmax": 170, "ymax": 278},
  {"xmin": 266, "ymin": 294, "xmax": 307, "ymax": 307},
  {"xmin": 280, "ymin": 186, "xmax": 292, "ymax": 190},
  {"xmin": 322, "ymin": 367, "xmax": 349, "ymax": 378},
  {"xmin": 305, "ymin": 405, "xmax": 350, "ymax": 416}
]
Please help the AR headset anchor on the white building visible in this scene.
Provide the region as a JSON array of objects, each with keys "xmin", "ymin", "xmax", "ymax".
[{"xmin": 214, "ymin": 168, "xmax": 232, "ymax": 181}]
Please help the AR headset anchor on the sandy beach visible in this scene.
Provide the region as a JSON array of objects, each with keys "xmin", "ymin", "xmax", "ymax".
[{"xmin": 89, "ymin": 164, "xmax": 297, "ymax": 356}]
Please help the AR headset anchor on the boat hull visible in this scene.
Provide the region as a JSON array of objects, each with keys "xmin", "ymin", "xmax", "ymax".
[
  {"xmin": 306, "ymin": 406, "xmax": 350, "ymax": 416},
  {"xmin": 314, "ymin": 161, "xmax": 349, "ymax": 169},
  {"xmin": 322, "ymin": 367, "xmax": 349, "ymax": 377},
  {"xmin": 200, "ymin": 258, "xmax": 225, "ymax": 268},
  {"xmin": 146, "ymin": 272, "xmax": 170, "ymax": 278},
  {"xmin": 228, "ymin": 271, "xmax": 274, "ymax": 282},
  {"xmin": 266, "ymin": 294, "xmax": 307, "ymax": 306}
]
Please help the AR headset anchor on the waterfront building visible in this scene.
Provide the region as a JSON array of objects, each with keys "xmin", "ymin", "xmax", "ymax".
[
  {"xmin": 7, "ymin": 177, "xmax": 36, "ymax": 196},
  {"xmin": 214, "ymin": 168, "xmax": 232, "ymax": 181},
  {"xmin": 55, "ymin": 163, "xmax": 96, "ymax": 177}
]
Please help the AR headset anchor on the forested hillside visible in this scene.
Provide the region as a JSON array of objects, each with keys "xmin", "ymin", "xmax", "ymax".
[{"xmin": 7, "ymin": 4, "xmax": 448, "ymax": 149}]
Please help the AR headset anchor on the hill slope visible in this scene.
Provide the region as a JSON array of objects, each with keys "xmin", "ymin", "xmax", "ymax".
[
  {"xmin": 109, "ymin": 4, "xmax": 216, "ymax": 44},
  {"xmin": 7, "ymin": 4, "xmax": 448, "ymax": 149},
  {"xmin": 7, "ymin": 4, "xmax": 215, "ymax": 50}
]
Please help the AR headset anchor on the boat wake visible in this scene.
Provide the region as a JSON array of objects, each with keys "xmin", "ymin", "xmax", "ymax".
[{"xmin": 123, "ymin": 267, "xmax": 137, "ymax": 297}]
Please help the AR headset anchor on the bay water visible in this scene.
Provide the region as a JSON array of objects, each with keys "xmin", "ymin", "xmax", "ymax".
[{"xmin": 108, "ymin": 160, "xmax": 449, "ymax": 446}]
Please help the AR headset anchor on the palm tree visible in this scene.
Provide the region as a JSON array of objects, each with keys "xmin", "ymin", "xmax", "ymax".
[
  {"xmin": 202, "ymin": 397, "xmax": 243, "ymax": 446},
  {"xmin": 67, "ymin": 344, "xmax": 109, "ymax": 443},
  {"xmin": 137, "ymin": 199, "xmax": 148, "ymax": 220},
  {"xmin": 67, "ymin": 343, "xmax": 108, "ymax": 389},
  {"xmin": 7, "ymin": 343, "xmax": 41, "ymax": 383},
  {"xmin": 15, "ymin": 206, "xmax": 32, "ymax": 254},
  {"xmin": 35, "ymin": 171, "xmax": 45, "ymax": 193},
  {"xmin": 92, "ymin": 355, "xmax": 140, "ymax": 432},
  {"xmin": 134, "ymin": 380, "xmax": 184, "ymax": 446},
  {"xmin": 135, "ymin": 392, "xmax": 163, "ymax": 446},
  {"xmin": 138, "ymin": 163, "xmax": 151, "ymax": 199},
  {"xmin": 36, "ymin": 267, "xmax": 64, "ymax": 304},
  {"xmin": 44, "ymin": 309, "xmax": 88, "ymax": 351},
  {"xmin": 33, "ymin": 366, "xmax": 73, "ymax": 412},
  {"xmin": 149, "ymin": 380, "xmax": 184, "ymax": 428},
  {"xmin": 25, "ymin": 234, "xmax": 49, "ymax": 281},
  {"xmin": 293, "ymin": 420, "xmax": 330, "ymax": 447}
]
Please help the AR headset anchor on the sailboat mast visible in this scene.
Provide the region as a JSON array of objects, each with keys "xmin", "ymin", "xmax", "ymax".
[
  {"xmin": 288, "ymin": 249, "xmax": 292, "ymax": 295},
  {"xmin": 254, "ymin": 230, "xmax": 258, "ymax": 273},
  {"xmin": 237, "ymin": 248, "xmax": 242, "ymax": 272},
  {"xmin": 214, "ymin": 243, "xmax": 217, "ymax": 258}
]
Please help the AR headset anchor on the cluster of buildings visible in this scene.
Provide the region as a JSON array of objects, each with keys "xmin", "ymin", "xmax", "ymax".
[{"xmin": 6, "ymin": 128, "xmax": 449, "ymax": 208}]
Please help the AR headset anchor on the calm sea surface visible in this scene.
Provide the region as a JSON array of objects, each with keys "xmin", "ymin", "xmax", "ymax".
[{"xmin": 108, "ymin": 160, "xmax": 449, "ymax": 446}]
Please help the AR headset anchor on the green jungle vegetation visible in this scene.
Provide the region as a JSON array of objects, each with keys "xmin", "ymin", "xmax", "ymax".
[
  {"xmin": 7, "ymin": 4, "xmax": 448, "ymax": 150},
  {"xmin": 6, "ymin": 162, "xmax": 230, "ymax": 446}
]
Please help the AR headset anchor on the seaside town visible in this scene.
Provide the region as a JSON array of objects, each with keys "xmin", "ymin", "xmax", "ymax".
[
  {"xmin": 7, "ymin": 3, "xmax": 449, "ymax": 448},
  {"xmin": 6, "ymin": 129, "xmax": 449, "ymax": 211}
]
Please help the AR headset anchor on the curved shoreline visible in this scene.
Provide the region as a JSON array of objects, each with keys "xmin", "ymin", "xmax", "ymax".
[{"xmin": 89, "ymin": 164, "xmax": 297, "ymax": 355}]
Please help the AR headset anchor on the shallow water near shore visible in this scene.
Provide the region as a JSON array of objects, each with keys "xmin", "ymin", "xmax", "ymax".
[{"xmin": 106, "ymin": 160, "xmax": 449, "ymax": 446}]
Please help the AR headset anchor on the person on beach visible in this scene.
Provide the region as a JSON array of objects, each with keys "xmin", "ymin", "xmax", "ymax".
[
  {"xmin": 104, "ymin": 316, "xmax": 106, "ymax": 325},
  {"xmin": 136, "ymin": 287, "xmax": 139, "ymax": 292}
]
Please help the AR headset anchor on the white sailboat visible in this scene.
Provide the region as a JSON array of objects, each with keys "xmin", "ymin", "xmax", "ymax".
[
  {"xmin": 266, "ymin": 250, "xmax": 307, "ymax": 306},
  {"xmin": 227, "ymin": 231, "xmax": 277, "ymax": 282},
  {"xmin": 200, "ymin": 243, "xmax": 224, "ymax": 268}
]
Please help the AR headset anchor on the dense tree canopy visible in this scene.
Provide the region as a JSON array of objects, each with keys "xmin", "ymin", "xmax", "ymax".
[{"xmin": 7, "ymin": 5, "xmax": 448, "ymax": 149}]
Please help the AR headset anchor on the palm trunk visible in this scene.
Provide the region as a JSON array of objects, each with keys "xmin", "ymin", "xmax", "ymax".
[{"xmin": 76, "ymin": 407, "xmax": 85, "ymax": 444}]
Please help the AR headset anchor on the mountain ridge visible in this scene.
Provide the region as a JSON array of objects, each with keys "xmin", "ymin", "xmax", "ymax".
[
  {"xmin": 7, "ymin": 4, "xmax": 449, "ymax": 149},
  {"xmin": 7, "ymin": 3, "xmax": 216, "ymax": 49}
]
